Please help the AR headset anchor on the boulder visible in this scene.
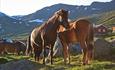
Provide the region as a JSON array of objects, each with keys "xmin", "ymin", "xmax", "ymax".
[
  {"xmin": 94, "ymin": 38, "xmax": 112, "ymax": 59},
  {"xmin": 0, "ymin": 60, "xmax": 39, "ymax": 70},
  {"xmin": 110, "ymin": 40, "xmax": 115, "ymax": 47},
  {"xmin": 53, "ymin": 37, "xmax": 81, "ymax": 57}
]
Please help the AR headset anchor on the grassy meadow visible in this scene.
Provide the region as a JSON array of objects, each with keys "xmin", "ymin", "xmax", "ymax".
[
  {"xmin": 0, "ymin": 31, "xmax": 115, "ymax": 70},
  {"xmin": 0, "ymin": 54, "xmax": 115, "ymax": 70}
]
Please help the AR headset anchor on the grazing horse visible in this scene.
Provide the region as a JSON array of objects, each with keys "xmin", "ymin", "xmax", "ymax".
[
  {"xmin": 58, "ymin": 19, "xmax": 94, "ymax": 65},
  {"xmin": 13, "ymin": 40, "xmax": 26, "ymax": 55},
  {"xmin": 0, "ymin": 42, "xmax": 18, "ymax": 55},
  {"xmin": 0, "ymin": 40, "xmax": 26, "ymax": 55},
  {"xmin": 27, "ymin": 9, "xmax": 69, "ymax": 64}
]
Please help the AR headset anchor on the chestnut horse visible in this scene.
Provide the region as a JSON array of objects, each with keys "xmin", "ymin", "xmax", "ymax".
[
  {"xmin": 27, "ymin": 9, "xmax": 69, "ymax": 64},
  {"xmin": 58, "ymin": 19, "xmax": 94, "ymax": 65},
  {"xmin": 0, "ymin": 42, "xmax": 18, "ymax": 55},
  {"xmin": 13, "ymin": 40, "xmax": 26, "ymax": 55},
  {"xmin": 0, "ymin": 40, "xmax": 26, "ymax": 55}
]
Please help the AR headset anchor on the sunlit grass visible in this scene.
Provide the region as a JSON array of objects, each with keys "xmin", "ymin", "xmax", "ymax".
[
  {"xmin": 0, "ymin": 54, "xmax": 31, "ymax": 64},
  {"xmin": 105, "ymin": 35, "xmax": 115, "ymax": 41},
  {"xmin": 0, "ymin": 54, "xmax": 115, "ymax": 70}
]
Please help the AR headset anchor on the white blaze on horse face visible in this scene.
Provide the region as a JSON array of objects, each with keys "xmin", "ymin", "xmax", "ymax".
[{"xmin": 59, "ymin": 16, "xmax": 63, "ymax": 23}]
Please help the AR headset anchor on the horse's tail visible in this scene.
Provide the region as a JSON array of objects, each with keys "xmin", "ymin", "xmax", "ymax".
[
  {"xmin": 26, "ymin": 35, "xmax": 32, "ymax": 56},
  {"xmin": 87, "ymin": 23, "xmax": 94, "ymax": 46},
  {"xmin": 89, "ymin": 23, "xmax": 94, "ymax": 43},
  {"xmin": 87, "ymin": 23, "xmax": 94, "ymax": 60}
]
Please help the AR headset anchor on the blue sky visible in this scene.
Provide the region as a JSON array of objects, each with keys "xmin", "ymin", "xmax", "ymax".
[{"xmin": 0, "ymin": 0, "xmax": 112, "ymax": 16}]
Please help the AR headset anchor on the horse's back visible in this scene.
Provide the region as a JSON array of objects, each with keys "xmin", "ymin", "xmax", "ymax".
[
  {"xmin": 0, "ymin": 42, "xmax": 17, "ymax": 54},
  {"xmin": 5, "ymin": 43, "xmax": 17, "ymax": 53},
  {"xmin": 74, "ymin": 19, "xmax": 91, "ymax": 29},
  {"xmin": 0, "ymin": 43, "xmax": 6, "ymax": 54},
  {"xmin": 14, "ymin": 41, "xmax": 26, "ymax": 53},
  {"xmin": 59, "ymin": 19, "xmax": 93, "ymax": 44}
]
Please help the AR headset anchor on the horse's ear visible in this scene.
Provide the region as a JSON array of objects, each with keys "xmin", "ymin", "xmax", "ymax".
[
  {"xmin": 60, "ymin": 9, "xmax": 64, "ymax": 12},
  {"xmin": 58, "ymin": 9, "xmax": 65, "ymax": 14}
]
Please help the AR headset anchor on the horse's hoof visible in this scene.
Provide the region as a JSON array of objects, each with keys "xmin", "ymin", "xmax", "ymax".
[
  {"xmin": 82, "ymin": 62, "xmax": 87, "ymax": 65},
  {"xmin": 68, "ymin": 62, "xmax": 70, "ymax": 65},
  {"xmin": 64, "ymin": 62, "xmax": 67, "ymax": 65},
  {"xmin": 82, "ymin": 62, "xmax": 89, "ymax": 65},
  {"xmin": 82, "ymin": 63, "xmax": 86, "ymax": 65},
  {"xmin": 51, "ymin": 62, "xmax": 53, "ymax": 65},
  {"xmin": 43, "ymin": 62, "xmax": 45, "ymax": 65},
  {"xmin": 46, "ymin": 59, "xmax": 50, "ymax": 63}
]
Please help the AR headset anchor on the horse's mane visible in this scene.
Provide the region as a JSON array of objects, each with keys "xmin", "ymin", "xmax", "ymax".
[
  {"xmin": 36, "ymin": 13, "xmax": 58, "ymax": 30},
  {"xmin": 47, "ymin": 13, "xmax": 58, "ymax": 23},
  {"xmin": 37, "ymin": 22, "xmax": 47, "ymax": 29}
]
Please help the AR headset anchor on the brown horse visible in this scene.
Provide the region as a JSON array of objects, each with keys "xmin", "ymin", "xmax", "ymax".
[
  {"xmin": 58, "ymin": 19, "xmax": 94, "ymax": 65},
  {"xmin": 0, "ymin": 42, "xmax": 18, "ymax": 55},
  {"xmin": 13, "ymin": 40, "xmax": 26, "ymax": 55},
  {"xmin": 0, "ymin": 40, "xmax": 26, "ymax": 55},
  {"xmin": 27, "ymin": 9, "xmax": 69, "ymax": 64}
]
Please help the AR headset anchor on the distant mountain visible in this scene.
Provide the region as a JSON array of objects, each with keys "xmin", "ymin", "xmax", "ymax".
[
  {"xmin": 0, "ymin": 12, "xmax": 39, "ymax": 38},
  {"xmin": 12, "ymin": 15, "xmax": 23, "ymax": 20},
  {"xmin": 0, "ymin": 0, "xmax": 115, "ymax": 38},
  {"xmin": 21, "ymin": 0, "xmax": 115, "ymax": 21},
  {"xmin": 0, "ymin": 12, "xmax": 6, "ymax": 17}
]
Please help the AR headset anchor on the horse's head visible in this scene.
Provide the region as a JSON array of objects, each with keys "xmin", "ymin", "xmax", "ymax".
[{"xmin": 55, "ymin": 9, "xmax": 70, "ymax": 29}]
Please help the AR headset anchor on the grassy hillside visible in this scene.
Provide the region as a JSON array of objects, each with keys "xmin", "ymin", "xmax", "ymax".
[
  {"xmin": 87, "ymin": 10, "xmax": 115, "ymax": 27},
  {"xmin": 10, "ymin": 33, "xmax": 29, "ymax": 40}
]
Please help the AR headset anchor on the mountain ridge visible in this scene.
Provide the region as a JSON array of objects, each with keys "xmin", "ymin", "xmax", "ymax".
[
  {"xmin": 0, "ymin": 0, "xmax": 115, "ymax": 38},
  {"xmin": 21, "ymin": 0, "xmax": 115, "ymax": 21}
]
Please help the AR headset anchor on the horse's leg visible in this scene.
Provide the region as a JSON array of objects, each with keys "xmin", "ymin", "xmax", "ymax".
[
  {"xmin": 59, "ymin": 35, "xmax": 69, "ymax": 64},
  {"xmin": 86, "ymin": 25, "xmax": 94, "ymax": 64},
  {"xmin": 32, "ymin": 42, "xmax": 42, "ymax": 62},
  {"xmin": 79, "ymin": 41, "xmax": 88, "ymax": 65},
  {"xmin": 51, "ymin": 44, "xmax": 54, "ymax": 64},
  {"xmin": 43, "ymin": 44, "xmax": 46, "ymax": 64},
  {"xmin": 89, "ymin": 25, "xmax": 94, "ymax": 63},
  {"xmin": 87, "ymin": 42, "xmax": 94, "ymax": 64},
  {"xmin": 22, "ymin": 50, "xmax": 25, "ymax": 55},
  {"xmin": 31, "ymin": 43, "xmax": 36, "ymax": 61},
  {"xmin": 85, "ymin": 41, "xmax": 90, "ymax": 64},
  {"xmin": 16, "ymin": 48, "xmax": 20, "ymax": 55},
  {"xmin": 33, "ymin": 47, "xmax": 42, "ymax": 62},
  {"xmin": 67, "ymin": 44, "xmax": 70, "ymax": 64},
  {"xmin": 61, "ymin": 40, "xmax": 68, "ymax": 64},
  {"xmin": 33, "ymin": 49, "xmax": 37, "ymax": 61}
]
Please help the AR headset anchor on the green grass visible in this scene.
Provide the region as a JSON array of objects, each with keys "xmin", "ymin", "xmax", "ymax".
[
  {"xmin": 104, "ymin": 35, "xmax": 115, "ymax": 42},
  {"xmin": 9, "ymin": 33, "xmax": 29, "ymax": 40},
  {"xmin": 0, "ymin": 54, "xmax": 115, "ymax": 70},
  {"xmin": 0, "ymin": 54, "xmax": 30, "ymax": 64}
]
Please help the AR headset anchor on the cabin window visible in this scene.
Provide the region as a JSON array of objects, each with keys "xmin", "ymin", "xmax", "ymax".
[
  {"xmin": 102, "ymin": 29, "xmax": 106, "ymax": 32},
  {"xmin": 98, "ymin": 29, "xmax": 101, "ymax": 32}
]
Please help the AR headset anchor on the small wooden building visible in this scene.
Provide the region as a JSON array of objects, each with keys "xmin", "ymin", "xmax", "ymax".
[
  {"xmin": 112, "ymin": 26, "xmax": 115, "ymax": 33},
  {"xmin": 94, "ymin": 24, "xmax": 108, "ymax": 35}
]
